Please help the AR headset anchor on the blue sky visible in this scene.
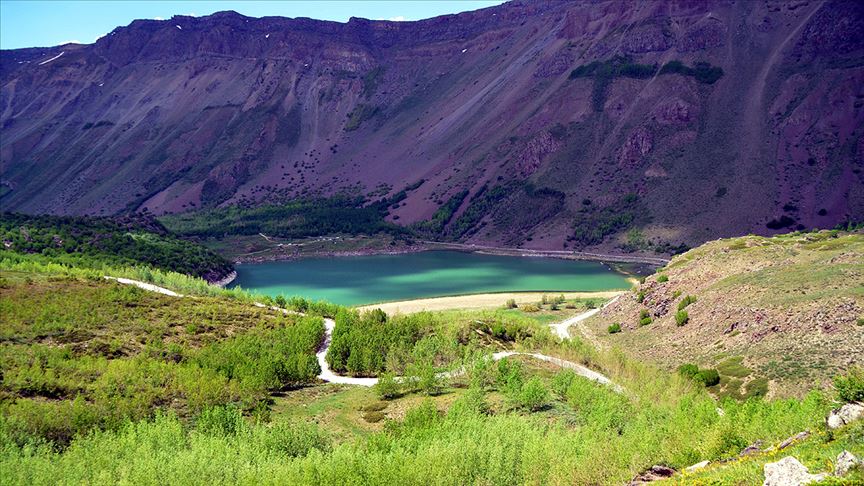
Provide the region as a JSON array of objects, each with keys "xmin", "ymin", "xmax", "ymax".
[{"xmin": 0, "ymin": 0, "xmax": 505, "ymax": 49}]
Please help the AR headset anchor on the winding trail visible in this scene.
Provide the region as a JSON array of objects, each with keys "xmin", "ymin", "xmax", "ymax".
[
  {"xmin": 316, "ymin": 318, "xmax": 379, "ymax": 386},
  {"xmin": 550, "ymin": 294, "xmax": 622, "ymax": 350},
  {"xmin": 104, "ymin": 276, "xmax": 623, "ymax": 391}
]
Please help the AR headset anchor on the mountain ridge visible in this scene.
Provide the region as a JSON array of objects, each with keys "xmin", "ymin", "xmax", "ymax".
[{"xmin": 2, "ymin": 0, "xmax": 863, "ymax": 253}]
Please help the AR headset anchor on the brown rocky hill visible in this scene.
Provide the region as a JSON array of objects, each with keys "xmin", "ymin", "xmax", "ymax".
[
  {"xmin": 581, "ymin": 230, "xmax": 864, "ymax": 398},
  {"xmin": 1, "ymin": 0, "xmax": 862, "ymax": 252}
]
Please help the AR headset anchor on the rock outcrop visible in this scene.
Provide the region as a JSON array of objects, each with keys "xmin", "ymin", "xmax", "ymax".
[
  {"xmin": 827, "ymin": 402, "xmax": 864, "ymax": 429},
  {"xmin": 763, "ymin": 457, "xmax": 828, "ymax": 486}
]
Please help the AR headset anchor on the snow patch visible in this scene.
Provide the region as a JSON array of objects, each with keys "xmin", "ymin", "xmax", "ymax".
[
  {"xmin": 98, "ymin": 83, "xmax": 104, "ymax": 87},
  {"xmin": 461, "ymin": 48, "xmax": 467, "ymax": 53},
  {"xmin": 176, "ymin": 25, "xmax": 182, "ymax": 30},
  {"xmin": 265, "ymin": 33, "xmax": 270, "ymax": 38},
  {"xmin": 38, "ymin": 51, "xmax": 65, "ymax": 65}
]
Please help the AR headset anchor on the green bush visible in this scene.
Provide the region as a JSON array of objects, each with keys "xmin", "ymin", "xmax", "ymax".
[
  {"xmin": 448, "ymin": 386, "xmax": 489, "ymax": 417},
  {"xmin": 678, "ymin": 364, "xmax": 719, "ymax": 387},
  {"xmin": 696, "ymin": 369, "xmax": 721, "ymax": 387},
  {"xmin": 505, "ymin": 298, "xmax": 517, "ymax": 309},
  {"xmin": 677, "ymin": 295, "xmax": 697, "ymax": 311},
  {"xmin": 608, "ymin": 323, "xmax": 622, "ymax": 334},
  {"xmin": 375, "ymin": 372, "xmax": 401, "ymax": 400},
  {"xmin": 678, "ymin": 363, "xmax": 700, "ymax": 379},
  {"xmin": 196, "ymin": 405, "xmax": 244, "ymax": 437},
  {"xmin": 657, "ymin": 275, "xmax": 669, "ymax": 283},
  {"xmin": 639, "ymin": 309, "xmax": 652, "ymax": 326},
  {"xmin": 513, "ymin": 378, "xmax": 549, "ymax": 412},
  {"xmin": 521, "ymin": 304, "xmax": 540, "ymax": 313},
  {"xmin": 675, "ymin": 310, "xmax": 689, "ymax": 327},
  {"xmin": 834, "ymin": 367, "xmax": 864, "ymax": 402},
  {"xmin": 551, "ymin": 370, "xmax": 576, "ymax": 398},
  {"xmin": 636, "ymin": 291, "xmax": 645, "ymax": 303}
]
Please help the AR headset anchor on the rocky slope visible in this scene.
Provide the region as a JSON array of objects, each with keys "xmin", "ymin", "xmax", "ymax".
[
  {"xmin": 2, "ymin": 0, "xmax": 863, "ymax": 252},
  {"xmin": 582, "ymin": 230, "xmax": 864, "ymax": 398}
]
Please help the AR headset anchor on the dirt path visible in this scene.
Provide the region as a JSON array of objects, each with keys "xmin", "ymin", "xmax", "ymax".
[
  {"xmin": 106, "ymin": 276, "xmax": 623, "ymax": 391},
  {"xmin": 356, "ymin": 290, "xmax": 625, "ymax": 315},
  {"xmin": 103, "ymin": 276, "xmax": 184, "ymax": 297},
  {"xmin": 551, "ymin": 295, "xmax": 621, "ymax": 350}
]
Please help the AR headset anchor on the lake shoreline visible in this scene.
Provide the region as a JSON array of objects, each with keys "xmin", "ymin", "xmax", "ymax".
[
  {"xmin": 230, "ymin": 240, "xmax": 667, "ymax": 270},
  {"xmin": 228, "ymin": 250, "xmax": 636, "ymax": 306},
  {"xmin": 354, "ymin": 290, "xmax": 627, "ymax": 314}
]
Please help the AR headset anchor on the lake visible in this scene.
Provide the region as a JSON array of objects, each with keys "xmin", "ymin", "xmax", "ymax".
[{"xmin": 230, "ymin": 250, "xmax": 631, "ymax": 306}]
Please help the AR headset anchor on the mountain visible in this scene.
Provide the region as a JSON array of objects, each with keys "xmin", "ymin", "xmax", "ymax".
[{"xmin": 2, "ymin": 0, "xmax": 863, "ymax": 252}]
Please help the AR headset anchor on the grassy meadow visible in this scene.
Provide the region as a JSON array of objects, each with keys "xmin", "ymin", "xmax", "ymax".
[{"xmin": 1, "ymin": 231, "xmax": 863, "ymax": 484}]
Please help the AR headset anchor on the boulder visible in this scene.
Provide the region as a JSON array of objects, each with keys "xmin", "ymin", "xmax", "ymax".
[
  {"xmin": 629, "ymin": 465, "xmax": 676, "ymax": 484},
  {"xmin": 834, "ymin": 450, "xmax": 861, "ymax": 477},
  {"xmin": 827, "ymin": 402, "xmax": 864, "ymax": 429},
  {"xmin": 763, "ymin": 457, "xmax": 827, "ymax": 486},
  {"xmin": 740, "ymin": 440, "xmax": 764, "ymax": 457}
]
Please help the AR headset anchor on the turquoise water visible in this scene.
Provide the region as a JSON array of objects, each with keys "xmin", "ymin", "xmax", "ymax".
[{"xmin": 230, "ymin": 251, "xmax": 630, "ymax": 306}]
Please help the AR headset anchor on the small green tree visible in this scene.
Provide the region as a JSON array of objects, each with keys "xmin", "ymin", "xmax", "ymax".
[
  {"xmin": 608, "ymin": 323, "xmax": 622, "ymax": 334},
  {"xmin": 514, "ymin": 377, "xmax": 549, "ymax": 412},
  {"xmin": 675, "ymin": 310, "xmax": 689, "ymax": 327},
  {"xmin": 834, "ymin": 367, "xmax": 864, "ymax": 402},
  {"xmin": 274, "ymin": 295, "xmax": 287, "ymax": 308},
  {"xmin": 657, "ymin": 274, "xmax": 669, "ymax": 283},
  {"xmin": 375, "ymin": 372, "xmax": 400, "ymax": 400}
]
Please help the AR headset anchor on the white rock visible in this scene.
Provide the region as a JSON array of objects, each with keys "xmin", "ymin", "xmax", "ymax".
[
  {"xmin": 827, "ymin": 402, "xmax": 864, "ymax": 429},
  {"xmin": 834, "ymin": 450, "xmax": 860, "ymax": 477},
  {"xmin": 685, "ymin": 460, "xmax": 710, "ymax": 473},
  {"xmin": 763, "ymin": 457, "xmax": 828, "ymax": 486}
]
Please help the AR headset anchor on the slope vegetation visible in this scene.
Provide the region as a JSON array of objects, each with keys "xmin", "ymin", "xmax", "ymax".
[{"xmin": 584, "ymin": 230, "xmax": 864, "ymax": 398}]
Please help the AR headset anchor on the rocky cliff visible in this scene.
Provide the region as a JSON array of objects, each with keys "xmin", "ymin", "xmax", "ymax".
[{"xmin": 2, "ymin": 0, "xmax": 863, "ymax": 252}]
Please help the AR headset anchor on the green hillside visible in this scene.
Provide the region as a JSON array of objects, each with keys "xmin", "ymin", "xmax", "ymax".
[
  {"xmin": 586, "ymin": 230, "xmax": 864, "ymax": 398},
  {"xmin": 1, "ymin": 236, "xmax": 863, "ymax": 484}
]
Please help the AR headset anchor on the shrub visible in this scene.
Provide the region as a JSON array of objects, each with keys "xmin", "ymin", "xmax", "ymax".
[
  {"xmin": 196, "ymin": 405, "xmax": 245, "ymax": 436},
  {"xmin": 375, "ymin": 372, "xmax": 401, "ymax": 400},
  {"xmin": 541, "ymin": 295, "xmax": 549, "ymax": 305},
  {"xmin": 834, "ymin": 367, "xmax": 864, "ymax": 402},
  {"xmin": 608, "ymin": 323, "xmax": 622, "ymax": 334},
  {"xmin": 401, "ymin": 400, "xmax": 440, "ymax": 429},
  {"xmin": 696, "ymin": 369, "xmax": 721, "ymax": 387},
  {"xmin": 274, "ymin": 295, "xmax": 287, "ymax": 308},
  {"xmin": 551, "ymin": 370, "xmax": 577, "ymax": 398},
  {"xmin": 657, "ymin": 275, "xmax": 669, "ymax": 283},
  {"xmin": 639, "ymin": 309, "xmax": 652, "ymax": 326},
  {"xmin": 675, "ymin": 310, "xmax": 689, "ymax": 327},
  {"xmin": 505, "ymin": 298, "xmax": 517, "ymax": 309},
  {"xmin": 677, "ymin": 295, "xmax": 697, "ymax": 311},
  {"xmin": 678, "ymin": 364, "xmax": 719, "ymax": 387},
  {"xmin": 514, "ymin": 378, "xmax": 549, "ymax": 412},
  {"xmin": 496, "ymin": 359, "xmax": 524, "ymax": 393},
  {"xmin": 521, "ymin": 304, "xmax": 540, "ymax": 313},
  {"xmin": 636, "ymin": 291, "xmax": 645, "ymax": 303},
  {"xmin": 448, "ymin": 386, "xmax": 489, "ymax": 417},
  {"xmin": 678, "ymin": 363, "xmax": 700, "ymax": 379}
]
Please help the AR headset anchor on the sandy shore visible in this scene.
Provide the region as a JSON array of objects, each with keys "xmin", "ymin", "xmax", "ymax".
[{"xmin": 355, "ymin": 290, "xmax": 626, "ymax": 314}]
